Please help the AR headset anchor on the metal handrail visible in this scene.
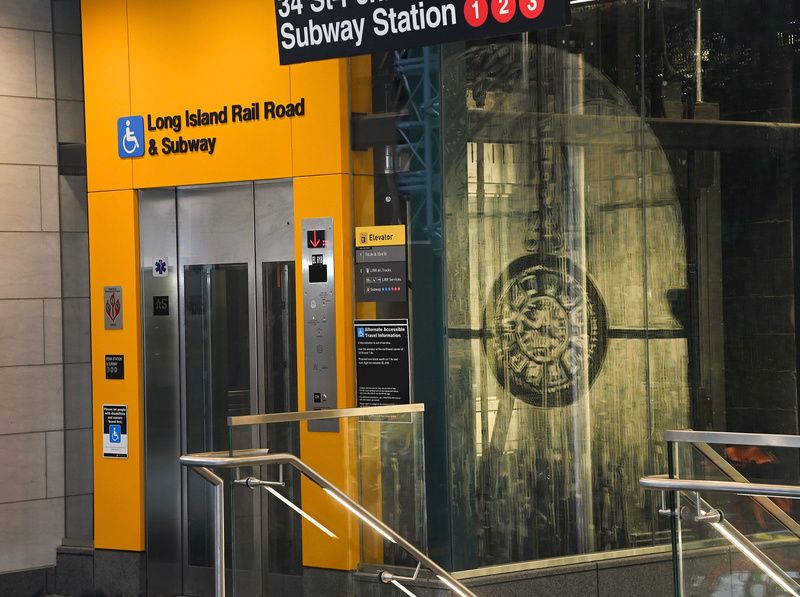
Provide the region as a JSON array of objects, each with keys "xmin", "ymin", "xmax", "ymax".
[
  {"xmin": 641, "ymin": 474, "xmax": 800, "ymax": 597},
  {"xmin": 227, "ymin": 403, "xmax": 425, "ymax": 426},
  {"xmin": 180, "ymin": 448, "xmax": 475, "ymax": 597},
  {"xmin": 665, "ymin": 429, "xmax": 800, "ymax": 449},
  {"xmin": 640, "ymin": 474, "xmax": 800, "ymax": 499},
  {"xmin": 662, "ymin": 430, "xmax": 800, "ymax": 539}
]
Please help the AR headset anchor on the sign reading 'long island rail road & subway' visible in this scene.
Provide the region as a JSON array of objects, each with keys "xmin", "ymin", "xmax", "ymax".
[
  {"xmin": 117, "ymin": 99, "xmax": 305, "ymax": 159},
  {"xmin": 275, "ymin": 0, "xmax": 568, "ymax": 64}
]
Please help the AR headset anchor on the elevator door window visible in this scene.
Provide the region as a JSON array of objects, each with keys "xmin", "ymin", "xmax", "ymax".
[{"xmin": 184, "ymin": 263, "xmax": 251, "ymax": 568}]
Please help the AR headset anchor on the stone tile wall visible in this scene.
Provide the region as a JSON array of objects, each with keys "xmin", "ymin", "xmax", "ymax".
[
  {"xmin": 0, "ymin": 0, "xmax": 65, "ymax": 573},
  {"xmin": 0, "ymin": 0, "xmax": 91, "ymax": 575}
]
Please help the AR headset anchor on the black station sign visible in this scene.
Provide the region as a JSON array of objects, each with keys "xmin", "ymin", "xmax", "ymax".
[
  {"xmin": 105, "ymin": 354, "xmax": 125, "ymax": 380},
  {"xmin": 275, "ymin": 0, "xmax": 569, "ymax": 64}
]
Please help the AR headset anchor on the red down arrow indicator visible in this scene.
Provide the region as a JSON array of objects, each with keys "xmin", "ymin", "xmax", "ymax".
[{"xmin": 307, "ymin": 229, "xmax": 325, "ymax": 248}]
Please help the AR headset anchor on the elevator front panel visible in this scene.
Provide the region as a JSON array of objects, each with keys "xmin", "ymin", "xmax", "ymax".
[
  {"xmin": 301, "ymin": 217, "xmax": 338, "ymax": 432},
  {"xmin": 141, "ymin": 181, "xmax": 299, "ymax": 596}
]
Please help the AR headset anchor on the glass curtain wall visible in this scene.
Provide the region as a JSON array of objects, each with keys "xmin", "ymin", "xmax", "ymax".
[{"xmin": 438, "ymin": 0, "xmax": 800, "ymax": 571}]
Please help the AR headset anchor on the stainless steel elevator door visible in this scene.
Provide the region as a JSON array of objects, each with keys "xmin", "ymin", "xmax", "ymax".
[
  {"xmin": 178, "ymin": 182, "xmax": 259, "ymax": 597},
  {"xmin": 140, "ymin": 180, "xmax": 297, "ymax": 597}
]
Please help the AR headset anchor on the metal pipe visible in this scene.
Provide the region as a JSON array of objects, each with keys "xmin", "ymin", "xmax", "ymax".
[
  {"xmin": 641, "ymin": 474, "xmax": 800, "ymax": 499},
  {"xmin": 691, "ymin": 492, "xmax": 721, "ymax": 523},
  {"xmin": 709, "ymin": 517, "xmax": 800, "ymax": 597},
  {"xmin": 227, "ymin": 403, "xmax": 424, "ymax": 427},
  {"xmin": 191, "ymin": 466, "xmax": 225, "ymax": 597},
  {"xmin": 657, "ymin": 490, "xmax": 673, "ymax": 517},
  {"xmin": 379, "ymin": 562, "xmax": 422, "ymax": 584},
  {"xmin": 665, "ymin": 429, "xmax": 800, "ymax": 448},
  {"xmin": 233, "ymin": 476, "xmax": 284, "ymax": 488}
]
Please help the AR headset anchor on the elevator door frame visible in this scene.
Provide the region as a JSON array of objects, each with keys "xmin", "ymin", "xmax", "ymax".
[{"xmin": 140, "ymin": 180, "xmax": 295, "ymax": 597}]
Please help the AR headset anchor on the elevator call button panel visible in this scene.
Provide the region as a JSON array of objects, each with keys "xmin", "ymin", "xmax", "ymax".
[{"xmin": 302, "ymin": 218, "xmax": 337, "ymax": 432}]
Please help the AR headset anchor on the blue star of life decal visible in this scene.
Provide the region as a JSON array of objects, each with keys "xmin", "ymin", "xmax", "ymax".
[{"xmin": 154, "ymin": 258, "xmax": 168, "ymax": 277}]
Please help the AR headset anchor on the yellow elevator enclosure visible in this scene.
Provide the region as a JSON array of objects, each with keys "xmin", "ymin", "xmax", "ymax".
[{"xmin": 81, "ymin": 0, "xmax": 374, "ymax": 570}]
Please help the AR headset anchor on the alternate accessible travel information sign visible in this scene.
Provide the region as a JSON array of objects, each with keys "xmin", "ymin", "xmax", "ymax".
[
  {"xmin": 355, "ymin": 319, "xmax": 411, "ymax": 407},
  {"xmin": 275, "ymin": 0, "xmax": 569, "ymax": 64}
]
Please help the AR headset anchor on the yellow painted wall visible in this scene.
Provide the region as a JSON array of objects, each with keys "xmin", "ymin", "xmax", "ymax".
[
  {"xmin": 82, "ymin": 0, "xmax": 353, "ymax": 193},
  {"xmin": 82, "ymin": 0, "xmax": 360, "ymax": 568},
  {"xmin": 87, "ymin": 190, "xmax": 145, "ymax": 551},
  {"xmin": 295, "ymin": 175, "xmax": 359, "ymax": 568}
]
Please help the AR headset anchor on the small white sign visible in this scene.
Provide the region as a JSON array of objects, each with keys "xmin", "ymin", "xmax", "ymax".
[
  {"xmin": 103, "ymin": 404, "xmax": 128, "ymax": 458},
  {"xmin": 153, "ymin": 258, "xmax": 168, "ymax": 277}
]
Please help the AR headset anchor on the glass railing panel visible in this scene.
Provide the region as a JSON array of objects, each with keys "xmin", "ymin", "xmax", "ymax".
[
  {"xmin": 225, "ymin": 406, "xmax": 429, "ymax": 595},
  {"xmin": 677, "ymin": 488, "xmax": 800, "ymax": 597},
  {"xmin": 356, "ymin": 412, "xmax": 427, "ymax": 567},
  {"xmin": 668, "ymin": 434, "xmax": 800, "ymax": 597}
]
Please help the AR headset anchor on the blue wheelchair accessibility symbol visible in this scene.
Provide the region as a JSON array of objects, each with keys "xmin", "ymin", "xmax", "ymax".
[
  {"xmin": 117, "ymin": 116, "xmax": 144, "ymax": 158},
  {"xmin": 109, "ymin": 424, "xmax": 122, "ymax": 443},
  {"xmin": 357, "ymin": 327, "xmax": 365, "ymax": 338}
]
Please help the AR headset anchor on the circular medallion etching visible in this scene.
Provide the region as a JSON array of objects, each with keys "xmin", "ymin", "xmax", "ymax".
[{"xmin": 483, "ymin": 255, "xmax": 609, "ymax": 407}]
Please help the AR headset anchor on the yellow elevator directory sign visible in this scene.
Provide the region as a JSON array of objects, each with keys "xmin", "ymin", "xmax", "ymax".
[
  {"xmin": 355, "ymin": 225, "xmax": 407, "ymax": 302},
  {"xmin": 355, "ymin": 224, "xmax": 406, "ymax": 247}
]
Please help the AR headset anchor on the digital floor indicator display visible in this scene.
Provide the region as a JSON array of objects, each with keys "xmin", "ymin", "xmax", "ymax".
[{"xmin": 275, "ymin": 0, "xmax": 568, "ymax": 64}]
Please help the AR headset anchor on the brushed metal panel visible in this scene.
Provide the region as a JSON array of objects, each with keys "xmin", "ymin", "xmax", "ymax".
[
  {"xmin": 255, "ymin": 180, "xmax": 294, "ymax": 263},
  {"xmin": 301, "ymin": 217, "xmax": 337, "ymax": 433},
  {"xmin": 177, "ymin": 182, "xmax": 254, "ymax": 265},
  {"xmin": 140, "ymin": 187, "xmax": 181, "ymax": 597}
]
